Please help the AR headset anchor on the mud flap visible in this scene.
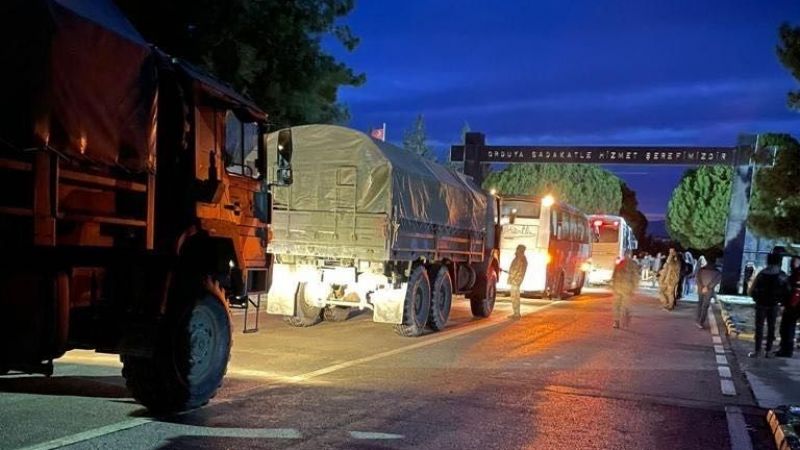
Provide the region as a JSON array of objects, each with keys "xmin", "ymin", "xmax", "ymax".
[
  {"xmin": 266, "ymin": 265, "xmax": 298, "ymax": 316},
  {"xmin": 370, "ymin": 286, "xmax": 406, "ymax": 324}
]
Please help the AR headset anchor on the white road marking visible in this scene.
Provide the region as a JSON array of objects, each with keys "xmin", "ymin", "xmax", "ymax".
[
  {"xmin": 718, "ymin": 366, "xmax": 732, "ymax": 378},
  {"xmin": 283, "ymin": 302, "xmax": 562, "ymax": 384},
  {"xmin": 725, "ymin": 406, "xmax": 754, "ymax": 450},
  {"xmin": 720, "ymin": 379, "xmax": 737, "ymax": 396},
  {"xmin": 714, "ymin": 344, "xmax": 725, "ymax": 354},
  {"xmin": 712, "ymin": 336, "xmax": 722, "ymax": 344},
  {"xmin": 27, "ymin": 301, "xmax": 562, "ymax": 449},
  {"xmin": 350, "ymin": 431, "xmax": 404, "ymax": 440},
  {"xmin": 709, "ymin": 314, "xmax": 720, "ymax": 335},
  {"xmin": 172, "ymin": 425, "xmax": 302, "ymax": 439},
  {"xmin": 716, "ymin": 355, "xmax": 728, "ymax": 365},
  {"xmin": 19, "ymin": 418, "xmax": 151, "ymax": 450},
  {"xmin": 216, "ymin": 302, "xmax": 563, "ymax": 403}
]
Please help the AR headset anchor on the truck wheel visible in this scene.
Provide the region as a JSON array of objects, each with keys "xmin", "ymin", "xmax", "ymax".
[
  {"xmin": 393, "ymin": 265, "xmax": 431, "ymax": 337},
  {"xmin": 469, "ymin": 270, "xmax": 497, "ymax": 318},
  {"xmin": 284, "ymin": 283, "xmax": 323, "ymax": 327},
  {"xmin": 122, "ymin": 293, "xmax": 231, "ymax": 413},
  {"xmin": 323, "ymin": 306, "xmax": 350, "ymax": 322},
  {"xmin": 428, "ymin": 266, "xmax": 452, "ymax": 331}
]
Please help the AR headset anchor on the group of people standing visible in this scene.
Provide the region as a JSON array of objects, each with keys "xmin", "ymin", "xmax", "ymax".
[
  {"xmin": 653, "ymin": 248, "xmax": 712, "ymax": 312},
  {"xmin": 506, "ymin": 242, "xmax": 799, "ymax": 359},
  {"xmin": 605, "ymin": 248, "xmax": 717, "ymax": 329}
]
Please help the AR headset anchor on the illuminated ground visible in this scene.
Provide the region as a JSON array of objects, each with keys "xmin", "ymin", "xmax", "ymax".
[{"xmin": 0, "ymin": 289, "xmax": 774, "ymax": 449}]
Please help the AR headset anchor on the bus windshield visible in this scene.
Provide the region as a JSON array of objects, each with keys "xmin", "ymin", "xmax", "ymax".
[{"xmin": 501, "ymin": 200, "xmax": 540, "ymax": 219}]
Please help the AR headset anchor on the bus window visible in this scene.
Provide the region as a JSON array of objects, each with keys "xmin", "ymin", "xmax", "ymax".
[{"xmin": 567, "ymin": 214, "xmax": 576, "ymax": 241}]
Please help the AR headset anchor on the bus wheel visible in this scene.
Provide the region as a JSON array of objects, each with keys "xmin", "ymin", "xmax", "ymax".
[
  {"xmin": 428, "ymin": 266, "xmax": 453, "ymax": 331},
  {"xmin": 555, "ymin": 272, "xmax": 567, "ymax": 300},
  {"xmin": 394, "ymin": 265, "xmax": 431, "ymax": 337},
  {"xmin": 469, "ymin": 270, "xmax": 497, "ymax": 318},
  {"xmin": 284, "ymin": 283, "xmax": 323, "ymax": 327},
  {"xmin": 572, "ymin": 272, "xmax": 586, "ymax": 295}
]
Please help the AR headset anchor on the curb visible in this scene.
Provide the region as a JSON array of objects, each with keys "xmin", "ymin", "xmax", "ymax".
[
  {"xmin": 719, "ymin": 303, "xmax": 741, "ymax": 337},
  {"xmin": 767, "ymin": 406, "xmax": 800, "ymax": 450}
]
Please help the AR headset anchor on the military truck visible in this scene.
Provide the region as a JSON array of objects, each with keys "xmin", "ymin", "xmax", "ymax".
[
  {"xmin": 0, "ymin": 0, "xmax": 292, "ymax": 412},
  {"xmin": 263, "ymin": 125, "xmax": 500, "ymax": 337}
]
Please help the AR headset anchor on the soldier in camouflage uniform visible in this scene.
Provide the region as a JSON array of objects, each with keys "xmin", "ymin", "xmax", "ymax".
[
  {"xmin": 612, "ymin": 255, "xmax": 640, "ymax": 328},
  {"xmin": 507, "ymin": 245, "xmax": 528, "ymax": 320},
  {"xmin": 658, "ymin": 248, "xmax": 681, "ymax": 311}
]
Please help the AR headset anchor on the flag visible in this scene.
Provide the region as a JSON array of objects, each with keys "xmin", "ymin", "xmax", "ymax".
[{"xmin": 370, "ymin": 123, "xmax": 386, "ymax": 141}]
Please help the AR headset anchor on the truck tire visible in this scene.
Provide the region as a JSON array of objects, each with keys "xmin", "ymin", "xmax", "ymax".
[
  {"xmin": 393, "ymin": 265, "xmax": 431, "ymax": 337},
  {"xmin": 323, "ymin": 306, "xmax": 350, "ymax": 322},
  {"xmin": 121, "ymin": 293, "xmax": 231, "ymax": 413},
  {"xmin": 284, "ymin": 283, "xmax": 323, "ymax": 327},
  {"xmin": 469, "ymin": 270, "xmax": 497, "ymax": 318},
  {"xmin": 428, "ymin": 266, "xmax": 452, "ymax": 331}
]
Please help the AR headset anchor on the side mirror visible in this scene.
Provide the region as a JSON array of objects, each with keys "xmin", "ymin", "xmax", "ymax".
[{"xmin": 276, "ymin": 129, "xmax": 293, "ymax": 185}]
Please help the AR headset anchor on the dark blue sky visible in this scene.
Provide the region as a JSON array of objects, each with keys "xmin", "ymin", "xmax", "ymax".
[{"xmin": 326, "ymin": 0, "xmax": 800, "ymax": 219}]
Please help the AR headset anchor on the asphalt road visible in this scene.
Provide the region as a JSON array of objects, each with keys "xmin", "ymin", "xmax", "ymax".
[{"xmin": 0, "ymin": 288, "xmax": 775, "ymax": 449}]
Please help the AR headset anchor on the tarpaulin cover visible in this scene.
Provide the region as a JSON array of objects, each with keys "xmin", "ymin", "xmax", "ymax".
[
  {"xmin": 265, "ymin": 125, "xmax": 488, "ymax": 258},
  {"xmin": 0, "ymin": 0, "xmax": 157, "ymax": 173}
]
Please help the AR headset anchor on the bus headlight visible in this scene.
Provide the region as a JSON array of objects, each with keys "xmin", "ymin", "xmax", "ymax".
[{"xmin": 532, "ymin": 250, "xmax": 551, "ymax": 265}]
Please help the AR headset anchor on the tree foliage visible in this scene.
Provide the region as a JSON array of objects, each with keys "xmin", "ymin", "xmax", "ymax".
[
  {"xmin": 748, "ymin": 133, "xmax": 800, "ymax": 242},
  {"xmin": 666, "ymin": 166, "xmax": 732, "ymax": 251},
  {"xmin": 116, "ymin": 0, "xmax": 365, "ymax": 127},
  {"xmin": 403, "ymin": 114, "xmax": 433, "ymax": 160},
  {"xmin": 620, "ymin": 183, "xmax": 648, "ymax": 245},
  {"xmin": 778, "ymin": 23, "xmax": 800, "ymax": 111},
  {"xmin": 483, "ymin": 164, "xmax": 622, "ymax": 214}
]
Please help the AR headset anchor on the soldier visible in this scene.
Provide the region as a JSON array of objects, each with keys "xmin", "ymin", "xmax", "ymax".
[
  {"xmin": 507, "ymin": 245, "xmax": 528, "ymax": 320},
  {"xmin": 658, "ymin": 248, "xmax": 681, "ymax": 310},
  {"xmin": 695, "ymin": 256, "xmax": 722, "ymax": 329},
  {"xmin": 749, "ymin": 252, "xmax": 791, "ymax": 358},
  {"xmin": 612, "ymin": 254, "xmax": 640, "ymax": 328}
]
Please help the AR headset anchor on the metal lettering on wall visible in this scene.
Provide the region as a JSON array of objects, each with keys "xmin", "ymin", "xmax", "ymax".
[{"xmin": 451, "ymin": 145, "xmax": 736, "ymax": 165}]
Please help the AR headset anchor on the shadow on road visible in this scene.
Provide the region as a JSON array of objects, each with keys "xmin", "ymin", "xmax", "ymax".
[{"xmin": 0, "ymin": 375, "xmax": 129, "ymax": 398}]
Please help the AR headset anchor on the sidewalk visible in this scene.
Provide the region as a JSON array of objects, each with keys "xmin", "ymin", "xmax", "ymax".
[
  {"xmin": 710, "ymin": 293, "xmax": 800, "ymax": 449},
  {"xmin": 640, "ymin": 284, "xmax": 800, "ymax": 448}
]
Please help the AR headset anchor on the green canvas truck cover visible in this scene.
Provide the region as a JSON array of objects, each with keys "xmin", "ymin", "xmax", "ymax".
[{"xmin": 266, "ymin": 125, "xmax": 488, "ymax": 260}]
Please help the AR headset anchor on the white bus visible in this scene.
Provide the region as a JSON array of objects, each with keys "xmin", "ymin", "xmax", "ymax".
[
  {"xmin": 586, "ymin": 214, "xmax": 638, "ymax": 284},
  {"xmin": 496, "ymin": 195, "xmax": 591, "ymax": 299}
]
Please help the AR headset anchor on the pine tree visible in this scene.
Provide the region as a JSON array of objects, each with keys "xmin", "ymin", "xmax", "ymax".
[
  {"xmin": 666, "ymin": 166, "xmax": 732, "ymax": 250},
  {"xmin": 748, "ymin": 134, "xmax": 800, "ymax": 243},
  {"xmin": 402, "ymin": 114, "xmax": 433, "ymax": 160},
  {"xmin": 483, "ymin": 164, "xmax": 622, "ymax": 214}
]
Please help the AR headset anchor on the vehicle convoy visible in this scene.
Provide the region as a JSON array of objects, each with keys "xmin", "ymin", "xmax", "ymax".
[
  {"xmin": 0, "ymin": 0, "xmax": 291, "ymax": 412},
  {"xmin": 586, "ymin": 214, "xmax": 638, "ymax": 284},
  {"xmin": 495, "ymin": 195, "xmax": 591, "ymax": 298},
  {"xmin": 262, "ymin": 125, "xmax": 500, "ymax": 336}
]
